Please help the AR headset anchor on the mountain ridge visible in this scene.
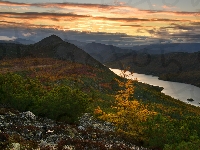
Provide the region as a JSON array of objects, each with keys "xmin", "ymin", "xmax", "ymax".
[
  {"xmin": 0, "ymin": 35, "xmax": 106, "ymax": 69},
  {"xmin": 82, "ymin": 42, "xmax": 133, "ymax": 63}
]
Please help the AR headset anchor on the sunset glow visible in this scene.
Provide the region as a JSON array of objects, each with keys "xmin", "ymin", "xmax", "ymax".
[{"xmin": 0, "ymin": 0, "xmax": 200, "ymax": 45}]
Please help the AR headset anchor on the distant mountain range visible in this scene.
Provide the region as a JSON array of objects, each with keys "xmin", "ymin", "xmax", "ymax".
[
  {"xmin": 15, "ymin": 38, "xmax": 35, "ymax": 45},
  {"xmin": 0, "ymin": 38, "xmax": 35, "ymax": 45},
  {"xmin": 1, "ymin": 35, "xmax": 200, "ymax": 86},
  {"xmin": 122, "ymin": 43, "xmax": 200, "ymax": 54},
  {"xmin": 63, "ymin": 39, "xmax": 200, "ymax": 55},
  {"xmin": 105, "ymin": 51, "xmax": 200, "ymax": 87},
  {"xmin": 64, "ymin": 39, "xmax": 87, "ymax": 48},
  {"xmin": 64, "ymin": 40, "xmax": 200, "ymax": 63},
  {"xmin": 2, "ymin": 37, "xmax": 200, "ymax": 56},
  {"xmin": 81, "ymin": 42, "xmax": 134, "ymax": 63}
]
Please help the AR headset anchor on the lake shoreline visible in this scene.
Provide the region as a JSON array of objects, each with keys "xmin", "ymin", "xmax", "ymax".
[{"xmin": 110, "ymin": 68, "xmax": 200, "ymax": 107}]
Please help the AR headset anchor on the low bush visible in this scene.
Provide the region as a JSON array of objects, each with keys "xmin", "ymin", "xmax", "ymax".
[
  {"xmin": 0, "ymin": 73, "xmax": 90, "ymax": 123},
  {"xmin": 94, "ymin": 70, "xmax": 200, "ymax": 149}
]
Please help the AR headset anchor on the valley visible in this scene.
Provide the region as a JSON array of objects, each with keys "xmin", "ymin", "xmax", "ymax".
[
  {"xmin": 105, "ymin": 52, "xmax": 200, "ymax": 88},
  {"xmin": 1, "ymin": 35, "xmax": 200, "ymax": 149},
  {"xmin": 1, "ymin": 0, "xmax": 200, "ymax": 149}
]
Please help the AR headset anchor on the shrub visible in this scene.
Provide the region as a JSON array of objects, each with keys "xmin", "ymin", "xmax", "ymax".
[
  {"xmin": 0, "ymin": 73, "xmax": 90, "ymax": 123},
  {"xmin": 35, "ymin": 85, "xmax": 89, "ymax": 123},
  {"xmin": 0, "ymin": 73, "xmax": 44, "ymax": 111},
  {"xmin": 94, "ymin": 70, "xmax": 157, "ymax": 143},
  {"xmin": 94, "ymin": 69, "xmax": 200, "ymax": 149},
  {"xmin": 164, "ymin": 133, "xmax": 200, "ymax": 150}
]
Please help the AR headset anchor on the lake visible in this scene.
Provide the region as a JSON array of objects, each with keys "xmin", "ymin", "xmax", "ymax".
[{"xmin": 110, "ymin": 68, "xmax": 200, "ymax": 107}]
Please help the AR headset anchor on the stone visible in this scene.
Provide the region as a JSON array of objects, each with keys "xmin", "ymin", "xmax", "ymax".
[
  {"xmin": 63, "ymin": 145, "xmax": 75, "ymax": 150},
  {"xmin": 3, "ymin": 122, "xmax": 9, "ymax": 127},
  {"xmin": 78, "ymin": 126, "xmax": 85, "ymax": 130},
  {"xmin": 91, "ymin": 132, "xmax": 97, "ymax": 139},
  {"xmin": 8, "ymin": 111, "xmax": 15, "ymax": 116},
  {"xmin": 93, "ymin": 123, "xmax": 99, "ymax": 129},
  {"xmin": 21, "ymin": 111, "xmax": 36, "ymax": 120},
  {"xmin": 66, "ymin": 128, "xmax": 75, "ymax": 138},
  {"xmin": 11, "ymin": 143, "xmax": 20, "ymax": 150},
  {"xmin": 0, "ymin": 115, "xmax": 5, "ymax": 120},
  {"xmin": 36, "ymin": 131, "xmax": 43, "ymax": 140},
  {"xmin": 39, "ymin": 140, "xmax": 48, "ymax": 147}
]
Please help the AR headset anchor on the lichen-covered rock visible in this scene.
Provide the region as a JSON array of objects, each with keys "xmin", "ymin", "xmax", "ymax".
[
  {"xmin": 0, "ymin": 107, "xmax": 151, "ymax": 150},
  {"xmin": 20, "ymin": 111, "xmax": 36, "ymax": 120},
  {"xmin": 11, "ymin": 143, "xmax": 20, "ymax": 150},
  {"xmin": 79, "ymin": 113, "xmax": 115, "ymax": 132}
]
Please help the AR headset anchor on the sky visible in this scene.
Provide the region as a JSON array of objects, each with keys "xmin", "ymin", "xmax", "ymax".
[{"xmin": 0, "ymin": 0, "xmax": 200, "ymax": 46}]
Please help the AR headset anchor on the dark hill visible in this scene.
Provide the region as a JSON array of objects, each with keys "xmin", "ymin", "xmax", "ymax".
[
  {"xmin": 121, "ymin": 43, "xmax": 200, "ymax": 54},
  {"xmin": 34, "ymin": 34, "xmax": 63, "ymax": 48},
  {"xmin": 105, "ymin": 51, "xmax": 200, "ymax": 87},
  {"xmin": 0, "ymin": 35, "xmax": 105, "ymax": 69},
  {"xmin": 82, "ymin": 42, "xmax": 133, "ymax": 63}
]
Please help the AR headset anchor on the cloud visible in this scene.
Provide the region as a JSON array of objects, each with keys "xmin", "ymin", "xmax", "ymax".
[
  {"xmin": 0, "ymin": 1, "xmax": 199, "ymax": 44},
  {"xmin": 162, "ymin": 5, "xmax": 177, "ymax": 10},
  {"xmin": 95, "ymin": 16, "xmax": 189, "ymax": 22},
  {"xmin": 190, "ymin": 22, "xmax": 200, "ymax": 25},
  {"xmin": 0, "ymin": 1, "xmax": 114, "ymax": 9},
  {"xmin": 0, "ymin": 11, "xmax": 189, "ymax": 30},
  {"xmin": 0, "ymin": 12, "xmax": 90, "ymax": 19},
  {"xmin": 1, "ymin": 25, "xmax": 200, "ymax": 47},
  {"xmin": 22, "ymin": 32, "xmax": 32, "ymax": 37},
  {"xmin": 120, "ymin": 25, "xmax": 143, "ymax": 27},
  {"xmin": 0, "ymin": 36, "xmax": 16, "ymax": 41},
  {"xmin": 146, "ymin": 24, "xmax": 200, "ymax": 42},
  {"xmin": 141, "ymin": 9, "xmax": 200, "ymax": 16},
  {"xmin": 0, "ymin": 1, "xmax": 199, "ymax": 17},
  {"xmin": 161, "ymin": 24, "xmax": 195, "ymax": 31},
  {"xmin": 0, "ymin": 20, "xmax": 25, "ymax": 26},
  {"xmin": 0, "ymin": 1, "xmax": 30, "ymax": 7}
]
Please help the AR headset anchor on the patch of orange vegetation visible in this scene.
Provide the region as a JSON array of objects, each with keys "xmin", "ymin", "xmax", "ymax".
[{"xmin": 0, "ymin": 57, "xmax": 98, "ymax": 82}]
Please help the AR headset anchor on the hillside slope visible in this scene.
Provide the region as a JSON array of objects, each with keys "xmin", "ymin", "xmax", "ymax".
[
  {"xmin": 105, "ymin": 51, "xmax": 200, "ymax": 87},
  {"xmin": 0, "ymin": 35, "xmax": 105, "ymax": 69},
  {"xmin": 2, "ymin": 36, "xmax": 200, "ymax": 149},
  {"xmin": 82, "ymin": 42, "xmax": 133, "ymax": 63}
]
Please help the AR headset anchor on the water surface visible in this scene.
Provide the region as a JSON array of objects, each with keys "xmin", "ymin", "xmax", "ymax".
[{"xmin": 110, "ymin": 68, "xmax": 200, "ymax": 107}]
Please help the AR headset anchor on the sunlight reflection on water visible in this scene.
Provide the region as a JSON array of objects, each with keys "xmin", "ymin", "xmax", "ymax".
[{"xmin": 110, "ymin": 68, "xmax": 200, "ymax": 107}]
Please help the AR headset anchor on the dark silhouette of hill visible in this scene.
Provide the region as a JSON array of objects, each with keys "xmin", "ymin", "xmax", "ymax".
[
  {"xmin": 0, "ymin": 40, "xmax": 19, "ymax": 44},
  {"xmin": 82, "ymin": 42, "xmax": 133, "ymax": 63},
  {"xmin": 121, "ymin": 43, "xmax": 200, "ymax": 54},
  {"xmin": 0, "ymin": 38, "xmax": 35, "ymax": 45},
  {"xmin": 0, "ymin": 35, "xmax": 105, "ymax": 69},
  {"xmin": 64, "ymin": 39, "xmax": 87, "ymax": 48},
  {"xmin": 105, "ymin": 51, "xmax": 200, "ymax": 87},
  {"xmin": 66, "ymin": 40, "xmax": 200, "ymax": 64},
  {"xmin": 15, "ymin": 38, "xmax": 35, "ymax": 45}
]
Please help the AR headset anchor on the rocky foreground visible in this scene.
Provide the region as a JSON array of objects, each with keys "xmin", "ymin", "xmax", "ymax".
[{"xmin": 0, "ymin": 106, "xmax": 151, "ymax": 150}]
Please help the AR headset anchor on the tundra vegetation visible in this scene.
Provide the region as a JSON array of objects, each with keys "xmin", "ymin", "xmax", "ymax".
[{"xmin": 1, "ymin": 58, "xmax": 200, "ymax": 149}]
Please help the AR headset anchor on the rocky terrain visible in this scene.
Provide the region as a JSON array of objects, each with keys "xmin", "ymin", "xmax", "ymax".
[{"xmin": 0, "ymin": 106, "xmax": 150, "ymax": 150}]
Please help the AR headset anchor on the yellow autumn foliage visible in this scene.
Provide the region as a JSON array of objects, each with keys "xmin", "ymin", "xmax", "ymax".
[{"xmin": 94, "ymin": 69, "xmax": 157, "ymax": 140}]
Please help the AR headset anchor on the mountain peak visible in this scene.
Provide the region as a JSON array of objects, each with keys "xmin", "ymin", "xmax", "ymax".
[
  {"xmin": 45, "ymin": 34, "xmax": 63, "ymax": 42},
  {"xmin": 34, "ymin": 34, "xmax": 63, "ymax": 48}
]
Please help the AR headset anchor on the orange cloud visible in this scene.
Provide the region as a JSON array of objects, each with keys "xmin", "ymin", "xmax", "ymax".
[
  {"xmin": 0, "ymin": 1, "xmax": 199, "ymax": 18},
  {"xmin": 0, "ymin": 1, "xmax": 198, "ymax": 37},
  {"xmin": 162, "ymin": 5, "xmax": 170, "ymax": 9},
  {"xmin": 0, "ymin": 12, "xmax": 90, "ymax": 20},
  {"xmin": 0, "ymin": 1, "xmax": 30, "ymax": 7}
]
